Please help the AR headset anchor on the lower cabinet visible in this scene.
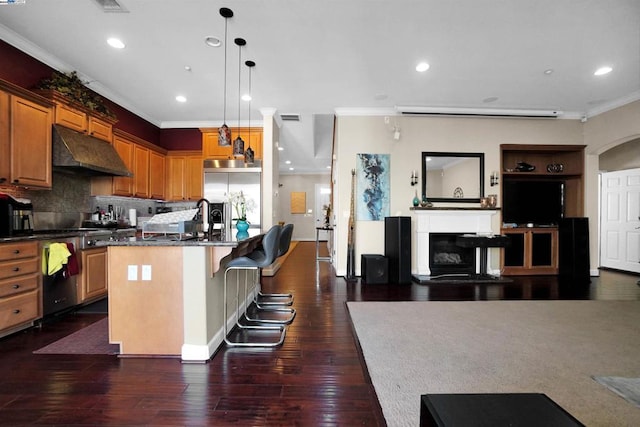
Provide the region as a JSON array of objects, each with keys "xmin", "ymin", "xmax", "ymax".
[
  {"xmin": 78, "ymin": 247, "xmax": 108, "ymax": 303},
  {"xmin": 501, "ymin": 227, "xmax": 559, "ymax": 275},
  {"xmin": 0, "ymin": 241, "xmax": 41, "ymax": 337}
]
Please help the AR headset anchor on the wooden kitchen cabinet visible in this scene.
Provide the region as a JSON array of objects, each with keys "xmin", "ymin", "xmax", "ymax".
[
  {"xmin": 149, "ymin": 150, "xmax": 166, "ymax": 200},
  {"xmin": 501, "ymin": 227, "xmax": 559, "ymax": 275},
  {"xmin": 166, "ymin": 151, "xmax": 203, "ymax": 201},
  {"xmin": 133, "ymin": 144, "xmax": 150, "ymax": 198},
  {"xmin": 0, "ymin": 241, "xmax": 41, "ymax": 338},
  {"xmin": 0, "ymin": 82, "xmax": 54, "ymax": 189},
  {"xmin": 201, "ymin": 127, "xmax": 263, "ymax": 160},
  {"xmin": 91, "ymin": 129, "xmax": 166, "ymax": 199},
  {"xmin": 111, "ymin": 133, "xmax": 134, "ymax": 196},
  {"xmin": 78, "ymin": 247, "xmax": 108, "ymax": 303},
  {"xmin": 36, "ymin": 90, "xmax": 116, "ymax": 142}
]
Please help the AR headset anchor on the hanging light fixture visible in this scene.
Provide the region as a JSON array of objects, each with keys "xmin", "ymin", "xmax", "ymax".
[
  {"xmin": 244, "ymin": 60, "xmax": 255, "ymax": 164},
  {"xmin": 217, "ymin": 7, "xmax": 233, "ymax": 147},
  {"xmin": 233, "ymin": 37, "xmax": 246, "ymax": 157}
]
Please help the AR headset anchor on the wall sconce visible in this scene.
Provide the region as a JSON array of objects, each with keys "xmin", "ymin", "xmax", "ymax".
[
  {"xmin": 411, "ymin": 170, "xmax": 418, "ymax": 186},
  {"xmin": 490, "ymin": 171, "xmax": 499, "ymax": 187}
]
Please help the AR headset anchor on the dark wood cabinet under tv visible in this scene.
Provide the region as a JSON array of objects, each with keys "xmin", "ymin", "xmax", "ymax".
[{"xmin": 500, "ymin": 144, "xmax": 585, "ymax": 275}]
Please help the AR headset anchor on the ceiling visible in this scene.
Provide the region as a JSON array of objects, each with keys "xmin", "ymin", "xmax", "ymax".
[{"xmin": 1, "ymin": 0, "xmax": 639, "ymax": 174}]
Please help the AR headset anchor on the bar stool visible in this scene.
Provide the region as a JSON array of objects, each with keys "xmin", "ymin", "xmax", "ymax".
[
  {"xmin": 223, "ymin": 225, "xmax": 285, "ymax": 347},
  {"xmin": 255, "ymin": 223, "xmax": 294, "ymax": 306}
]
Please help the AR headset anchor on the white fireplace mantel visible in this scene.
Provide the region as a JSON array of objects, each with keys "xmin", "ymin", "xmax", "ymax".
[{"xmin": 413, "ymin": 208, "xmax": 499, "ymax": 276}]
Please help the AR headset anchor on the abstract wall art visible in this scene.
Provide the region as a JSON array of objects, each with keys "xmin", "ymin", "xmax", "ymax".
[{"xmin": 356, "ymin": 153, "xmax": 390, "ymax": 221}]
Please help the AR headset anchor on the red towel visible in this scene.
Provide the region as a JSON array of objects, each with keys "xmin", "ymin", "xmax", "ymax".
[{"xmin": 63, "ymin": 242, "xmax": 80, "ymax": 278}]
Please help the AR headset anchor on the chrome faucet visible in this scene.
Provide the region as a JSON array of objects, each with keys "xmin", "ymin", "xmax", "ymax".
[{"xmin": 195, "ymin": 198, "xmax": 213, "ymax": 237}]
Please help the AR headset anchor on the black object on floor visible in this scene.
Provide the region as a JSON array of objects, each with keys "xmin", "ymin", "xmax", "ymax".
[
  {"xmin": 420, "ymin": 393, "xmax": 584, "ymax": 427},
  {"xmin": 361, "ymin": 254, "xmax": 388, "ymax": 284}
]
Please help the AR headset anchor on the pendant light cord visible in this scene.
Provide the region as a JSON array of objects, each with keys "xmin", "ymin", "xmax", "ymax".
[{"xmin": 222, "ymin": 16, "xmax": 228, "ymax": 124}]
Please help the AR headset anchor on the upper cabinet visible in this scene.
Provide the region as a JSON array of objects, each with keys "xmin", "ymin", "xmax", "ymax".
[
  {"xmin": 165, "ymin": 151, "xmax": 202, "ymax": 202},
  {"xmin": 91, "ymin": 129, "xmax": 167, "ymax": 200},
  {"xmin": 0, "ymin": 81, "xmax": 54, "ymax": 189},
  {"xmin": 35, "ymin": 89, "xmax": 117, "ymax": 143},
  {"xmin": 201, "ymin": 127, "xmax": 263, "ymax": 160}
]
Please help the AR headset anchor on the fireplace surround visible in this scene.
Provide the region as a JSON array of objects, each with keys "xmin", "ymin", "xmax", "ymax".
[{"xmin": 413, "ymin": 208, "xmax": 499, "ymax": 277}]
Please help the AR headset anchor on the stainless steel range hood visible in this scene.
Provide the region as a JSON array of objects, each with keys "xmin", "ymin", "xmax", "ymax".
[{"xmin": 52, "ymin": 125, "xmax": 132, "ymax": 177}]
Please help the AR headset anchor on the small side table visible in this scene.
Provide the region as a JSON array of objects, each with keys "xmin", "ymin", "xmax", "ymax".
[
  {"xmin": 456, "ymin": 234, "xmax": 510, "ymax": 278},
  {"xmin": 316, "ymin": 226, "xmax": 333, "ymax": 262}
]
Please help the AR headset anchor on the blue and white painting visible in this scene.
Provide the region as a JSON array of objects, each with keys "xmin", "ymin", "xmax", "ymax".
[{"xmin": 356, "ymin": 153, "xmax": 390, "ymax": 221}]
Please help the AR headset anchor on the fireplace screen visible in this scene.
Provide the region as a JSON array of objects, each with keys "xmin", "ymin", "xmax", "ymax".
[{"xmin": 429, "ymin": 233, "xmax": 475, "ymax": 276}]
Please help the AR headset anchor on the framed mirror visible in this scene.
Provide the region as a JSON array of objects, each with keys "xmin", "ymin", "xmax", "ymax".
[{"xmin": 421, "ymin": 152, "xmax": 485, "ymax": 203}]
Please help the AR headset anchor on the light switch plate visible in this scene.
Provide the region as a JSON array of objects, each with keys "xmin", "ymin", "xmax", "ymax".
[
  {"xmin": 142, "ymin": 265, "xmax": 152, "ymax": 281},
  {"xmin": 127, "ymin": 265, "xmax": 138, "ymax": 281}
]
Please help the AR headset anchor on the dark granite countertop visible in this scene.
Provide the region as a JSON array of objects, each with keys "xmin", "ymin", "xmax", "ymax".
[{"xmin": 97, "ymin": 237, "xmax": 239, "ymax": 247}]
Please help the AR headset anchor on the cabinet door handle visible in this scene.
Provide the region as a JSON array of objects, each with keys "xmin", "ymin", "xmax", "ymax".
[
  {"xmin": 13, "ymin": 284, "xmax": 20, "ymax": 289},
  {"xmin": 13, "ymin": 309, "xmax": 21, "ymax": 314},
  {"xmin": 13, "ymin": 267, "xmax": 20, "ymax": 272},
  {"xmin": 14, "ymin": 249, "xmax": 21, "ymax": 254}
]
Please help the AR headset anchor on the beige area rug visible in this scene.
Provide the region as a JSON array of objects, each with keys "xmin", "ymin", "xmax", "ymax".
[{"xmin": 347, "ymin": 300, "xmax": 640, "ymax": 427}]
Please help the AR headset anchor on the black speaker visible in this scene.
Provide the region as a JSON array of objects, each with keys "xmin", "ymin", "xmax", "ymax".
[
  {"xmin": 385, "ymin": 216, "xmax": 412, "ymax": 284},
  {"xmin": 558, "ymin": 217, "xmax": 590, "ymax": 283},
  {"xmin": 361, "ymin": 254, "xmax": 388, "ymax": 284}
]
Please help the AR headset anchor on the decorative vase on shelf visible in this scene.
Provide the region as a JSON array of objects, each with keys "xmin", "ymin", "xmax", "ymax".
[
  {"xmin": 235, "ymin": 219, "xmax": 249, "ymax": 240},
  {"xmin": 413, "ymin": 191, "xmax": 420, "ymax": 207}
]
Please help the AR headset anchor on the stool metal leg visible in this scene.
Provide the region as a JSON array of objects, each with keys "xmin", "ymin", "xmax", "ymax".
[{"xmin": 223, "ymin": 266, "xmax": 285, "ymax": 347}]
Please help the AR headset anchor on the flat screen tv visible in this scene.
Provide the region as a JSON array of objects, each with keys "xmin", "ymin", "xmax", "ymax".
[{"xmin": 502, "ymin": 180, "xmax": 565, "ymax": 226}]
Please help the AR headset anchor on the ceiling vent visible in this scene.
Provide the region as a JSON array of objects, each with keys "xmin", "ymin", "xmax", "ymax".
[
  {"xmin": 93, "ymin": 0, "xmax": 128, "ymax": 12},
  {"xmin": 280, "ymin": 113, "xmax": 301, "ymax": 121},
  {"xmin": 395, "ymin": 106, "xmax": 561, "ymax": 119}
]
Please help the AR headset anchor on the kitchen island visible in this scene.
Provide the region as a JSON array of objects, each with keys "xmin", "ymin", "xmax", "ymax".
[{"xmin": 102, "ymin": 235, "xmax": 263, "ymax": 362}]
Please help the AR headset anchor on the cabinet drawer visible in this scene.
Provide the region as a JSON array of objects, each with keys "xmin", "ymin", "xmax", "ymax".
[
  {"xmin": 0, "ymin": 258, "xmax": 40, "ymax": 280},
  {"xmin": 0, "ymin": 273, "xmax": 39, "ymax": 298},
  {"xmin": 0, "ymin": 289, "xmax": 39, "ymax": 330},
  {"xmin": 0, "ymin": 241, "xmax": 38, "ymax": 262}
]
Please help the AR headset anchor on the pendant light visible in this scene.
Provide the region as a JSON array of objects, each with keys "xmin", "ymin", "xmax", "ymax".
[
  {"xmin": 232, "ymin": 38, "xmax": 246, "ymax": 157},
  {"xmin": 218, "ymin": 7, "xmax": 233, "ymax": 147},
  {"xmin": 244, "ymin": 60, "xmax": 255, "ymax": 164}
]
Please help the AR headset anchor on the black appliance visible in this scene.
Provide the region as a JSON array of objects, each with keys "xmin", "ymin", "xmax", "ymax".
[
  {"xmin": 503, "ymin": 180, "xmax": 564, "ymax": 226},
  {"xmin": 558, "ymin": 217, "xmax": 590, "ymax": 283},
  {"xmin": 0, "ymin": 194, "xmax": 34, "ymax": 237},
  {"xmin": 384, "ymin": 216, "xmax": 412, "ymax": 284},
  {"xmin": 361, "ymin": 254, "xmax": 388, "ymax": 284}
]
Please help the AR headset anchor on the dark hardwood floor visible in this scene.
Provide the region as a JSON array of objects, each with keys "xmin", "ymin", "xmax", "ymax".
[{"xmin": 0, "ymin": 242, "xmax": 638, "ymax": 426}]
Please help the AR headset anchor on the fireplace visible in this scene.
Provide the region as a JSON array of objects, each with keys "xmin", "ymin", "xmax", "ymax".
[
  {"xmin": 413, "ymin": 208, "xmax": 498, "ymax": 277},
  {"xmin": 429, "ymin": 233, "xmax": 475, "ymax": 276}
]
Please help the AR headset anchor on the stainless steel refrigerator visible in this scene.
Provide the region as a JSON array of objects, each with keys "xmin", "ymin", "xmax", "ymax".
[{"xmin": 203, "ymin": 159, "xmax": 262, "ymax": 239}]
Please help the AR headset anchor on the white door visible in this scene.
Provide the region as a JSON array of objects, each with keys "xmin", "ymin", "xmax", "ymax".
[{"xmin": 600, "ymin": 168, "xmax": 640, "ymax": 273}]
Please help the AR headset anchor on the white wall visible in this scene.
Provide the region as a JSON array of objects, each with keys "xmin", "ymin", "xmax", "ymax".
[
  {"xmin": 334, "ymin": 114, "xmax": 585, "ymax": 276},
  {"xmin": 277, "ymin": 174, "xmax": 332, "ymax": 241}
]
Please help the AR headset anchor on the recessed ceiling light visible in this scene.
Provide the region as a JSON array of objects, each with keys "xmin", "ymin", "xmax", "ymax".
[
  {"xmin": 594, "ymin": 66, "xmax": 613, "ymax": 76},
  {"xmin": 544, "ymin": 69, "xmax": 554, "ymax": 75},
  {"xmin": 285, "ymin": 160, "xmax": 291, "ymax": 164},
  {"xmin": 326, "ymin": 165, "xmax": 331, "ymax": 169},
  {"xmin": 241, "ymin": 94, "xmax": 251, "ymax": 101},
  {"xmin": 205, "ymin": 36, "xmax": 221, "ymax": 47},
  {"xmin": 416, "ymin": 62, "xmax": 430, "ymax": 72},
  {"xmin": 289, "ymin": 167, "xmax": 294, "ymax": 171},
  {"xmin": 107, "ymin": 38, "xmax": 125, "ymax": 49},
  {"xmin": 175, "ymin": 95, "xmax": 187, "ymax": 103},
  {"xmin": 184, "ymin": 66, "xmax": 192, "ymax": 72},
  {"xmin": 278, "ymin": 147, "xmax": 284, "ymax": 151}
]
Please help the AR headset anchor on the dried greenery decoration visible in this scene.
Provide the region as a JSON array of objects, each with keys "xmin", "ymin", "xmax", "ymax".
[{"xmin": 35, "ymin": 71, "xmax": 116, "ymax": 119}]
